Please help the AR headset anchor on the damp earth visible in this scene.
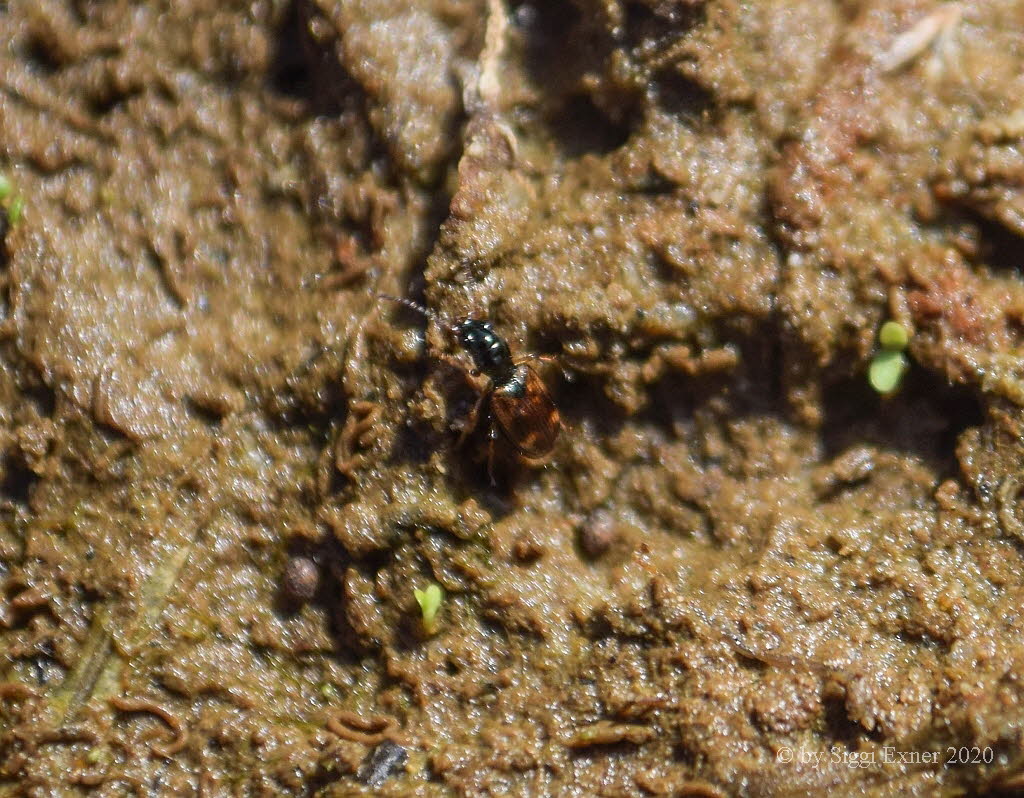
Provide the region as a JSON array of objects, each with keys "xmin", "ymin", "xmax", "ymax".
[{"xmin": 3, "ymin": 1, "xmax": 1024, "ymax": 796}]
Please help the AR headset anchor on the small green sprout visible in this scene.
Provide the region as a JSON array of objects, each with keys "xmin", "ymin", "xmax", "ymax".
[
  {"xmin": 879, "ymin": 320, "xmax": 909, "ymax": 351},
  {"xmin": 869, "ymin": 320, "xmax": 911, "ymax": 394},
  {"xmin": 869, "ymin": 349, "xmax": 909, "ymax": 395},
  {"xmin": 319, "ymin": 682, "xmax": 339, "ymax": 701},
  {"xmin": 0, "ymin": 175, "xmax": 11, "ymax": 202},
  {"xmin": 85, "ymin": 746, "xmax": 107, "ymax": 766},
  {"xmin": 8, "ymin": 195, "xmax": 24, "ymax": 226},
  {"xmin": 413, "ymin": 583, "xmax": 444, "ymax": 634}
]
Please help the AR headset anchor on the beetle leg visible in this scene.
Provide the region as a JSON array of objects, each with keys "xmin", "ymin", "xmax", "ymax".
[
  {"xmin": 487, "ymin": 423, "xmax": 498, "ymax": 487},
  {"xmin": 456, "ymin": 388, "xmax": 488, "ymax": 447},
  {"xmin": 515, "ymin": 354, "xmax": 572, "ymax": 382},
  {"xmin": 514, "ymin": 354, "xmax": 557, "ymax": 365},
  {"xmin": 434, "ymin": 352, "xmax": 483, "ymax": 386},
  {"xmin": 434, "ymin": 351, "xmax": 470, "ymax": 375}
]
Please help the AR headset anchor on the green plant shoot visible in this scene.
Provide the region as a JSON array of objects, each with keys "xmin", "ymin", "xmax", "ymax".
[
  {"xmin": 879, "ymin": 321, "xmax": 909, "ymax": 351},
  {"xmin": 869, "ymin": 349, "xmax": 908, "ymax": 395},
  {"xmin": 414, "ymin": 583, "xmax": 443, "ymax": 634},
  {"xmin": 8, "ymin": 195, "xmax": 24, "ymax": 225}
]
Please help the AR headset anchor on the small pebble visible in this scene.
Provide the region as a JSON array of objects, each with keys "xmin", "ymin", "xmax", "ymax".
[
  {"xmin": 579, "ymin": 510, "xmax": 618, "ymax": 558},
  {"xmin": 283, "ymin": 556, "xmax": 319, "ymax": 602},
  {"xmin": 360, "ymin": 740, "xmax": 408, "ymax": 787}
]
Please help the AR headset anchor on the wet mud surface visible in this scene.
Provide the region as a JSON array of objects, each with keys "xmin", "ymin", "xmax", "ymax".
[{"xmin": 2, "ymin": 1, "xmax": 1024, "ymax": 795}]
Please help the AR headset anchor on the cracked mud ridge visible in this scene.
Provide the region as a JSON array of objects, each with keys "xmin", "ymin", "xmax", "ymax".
[{"xmin": 3, "ymin": 1, "xmax": 1024, "ymax": 796}]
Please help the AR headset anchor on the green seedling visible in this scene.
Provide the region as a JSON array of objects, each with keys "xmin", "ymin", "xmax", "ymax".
[
  {"xmin": 413, "ymin": 583, "xmax": 444, "ymax": 635},
  {"xmin": 0, "ymin": 175, "xmax": 11, "ymax": 202},
  {"xmin": 869, "ymin": 349, "xmax": 908, "ymax": 395},
  {"xmin": 869, "ymin": 320, "xmax": 912, "ymax": 394},
  {"xmin": 879, "ymin": 321, "xmax": 909, "ymax": 351},
  {"xmin": 8, "ymin": 195, "xmax": 24, "ymax": 226},
  {"xmin": 319, "ymin": 682, "xmax": 339, "ymax": 701}
]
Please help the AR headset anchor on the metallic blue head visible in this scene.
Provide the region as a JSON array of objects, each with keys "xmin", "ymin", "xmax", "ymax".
[{"xmin": 453, "ymin": 319, "xmax": 514, "ymax": 384}]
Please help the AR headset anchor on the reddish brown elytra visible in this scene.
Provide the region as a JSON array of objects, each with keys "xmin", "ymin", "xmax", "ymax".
[{"xmin": 375, "ymin": 293, "xmax": 560, "ymax": 482}]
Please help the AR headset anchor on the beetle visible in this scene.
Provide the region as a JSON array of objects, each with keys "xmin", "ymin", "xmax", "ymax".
[{"xmin": 375, "ymin": 293, "xmax": 560, "ymax": 482}]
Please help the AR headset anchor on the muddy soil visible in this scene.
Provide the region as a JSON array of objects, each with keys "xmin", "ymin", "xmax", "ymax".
[{"xmin": 2, "ymin": 0, "xmax": 1024, "ymax": 795}]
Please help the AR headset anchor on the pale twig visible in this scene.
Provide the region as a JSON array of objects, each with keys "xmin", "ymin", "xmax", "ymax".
[
  {"xmin": 877, "ymin": 4, "xmax": 963, "ymax": 74},
  {"xmin": 876, "ymin": 4, "xmax": 962, "ymax": 74},
  {"xmin": 477, "ymin": 0, "xmax": 509, "ymax": 107}
]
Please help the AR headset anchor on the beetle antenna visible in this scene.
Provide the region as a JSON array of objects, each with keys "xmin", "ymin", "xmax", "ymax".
[{"xmin": 373, "ymin": 292, "xmax": 434, "ymax": 320}]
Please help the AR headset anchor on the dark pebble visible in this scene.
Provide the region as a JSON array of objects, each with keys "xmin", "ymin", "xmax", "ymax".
[
  {"xmin": 283, "ymin": 556, "xmax": 319, "ymax": 602},
  {"xmin": 579, "ymin": 510, "xmax": 618, "ymax": 558},
  {"xmin": 360, "ymin": 740, "xmax": 408, "ymax": 787}
]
